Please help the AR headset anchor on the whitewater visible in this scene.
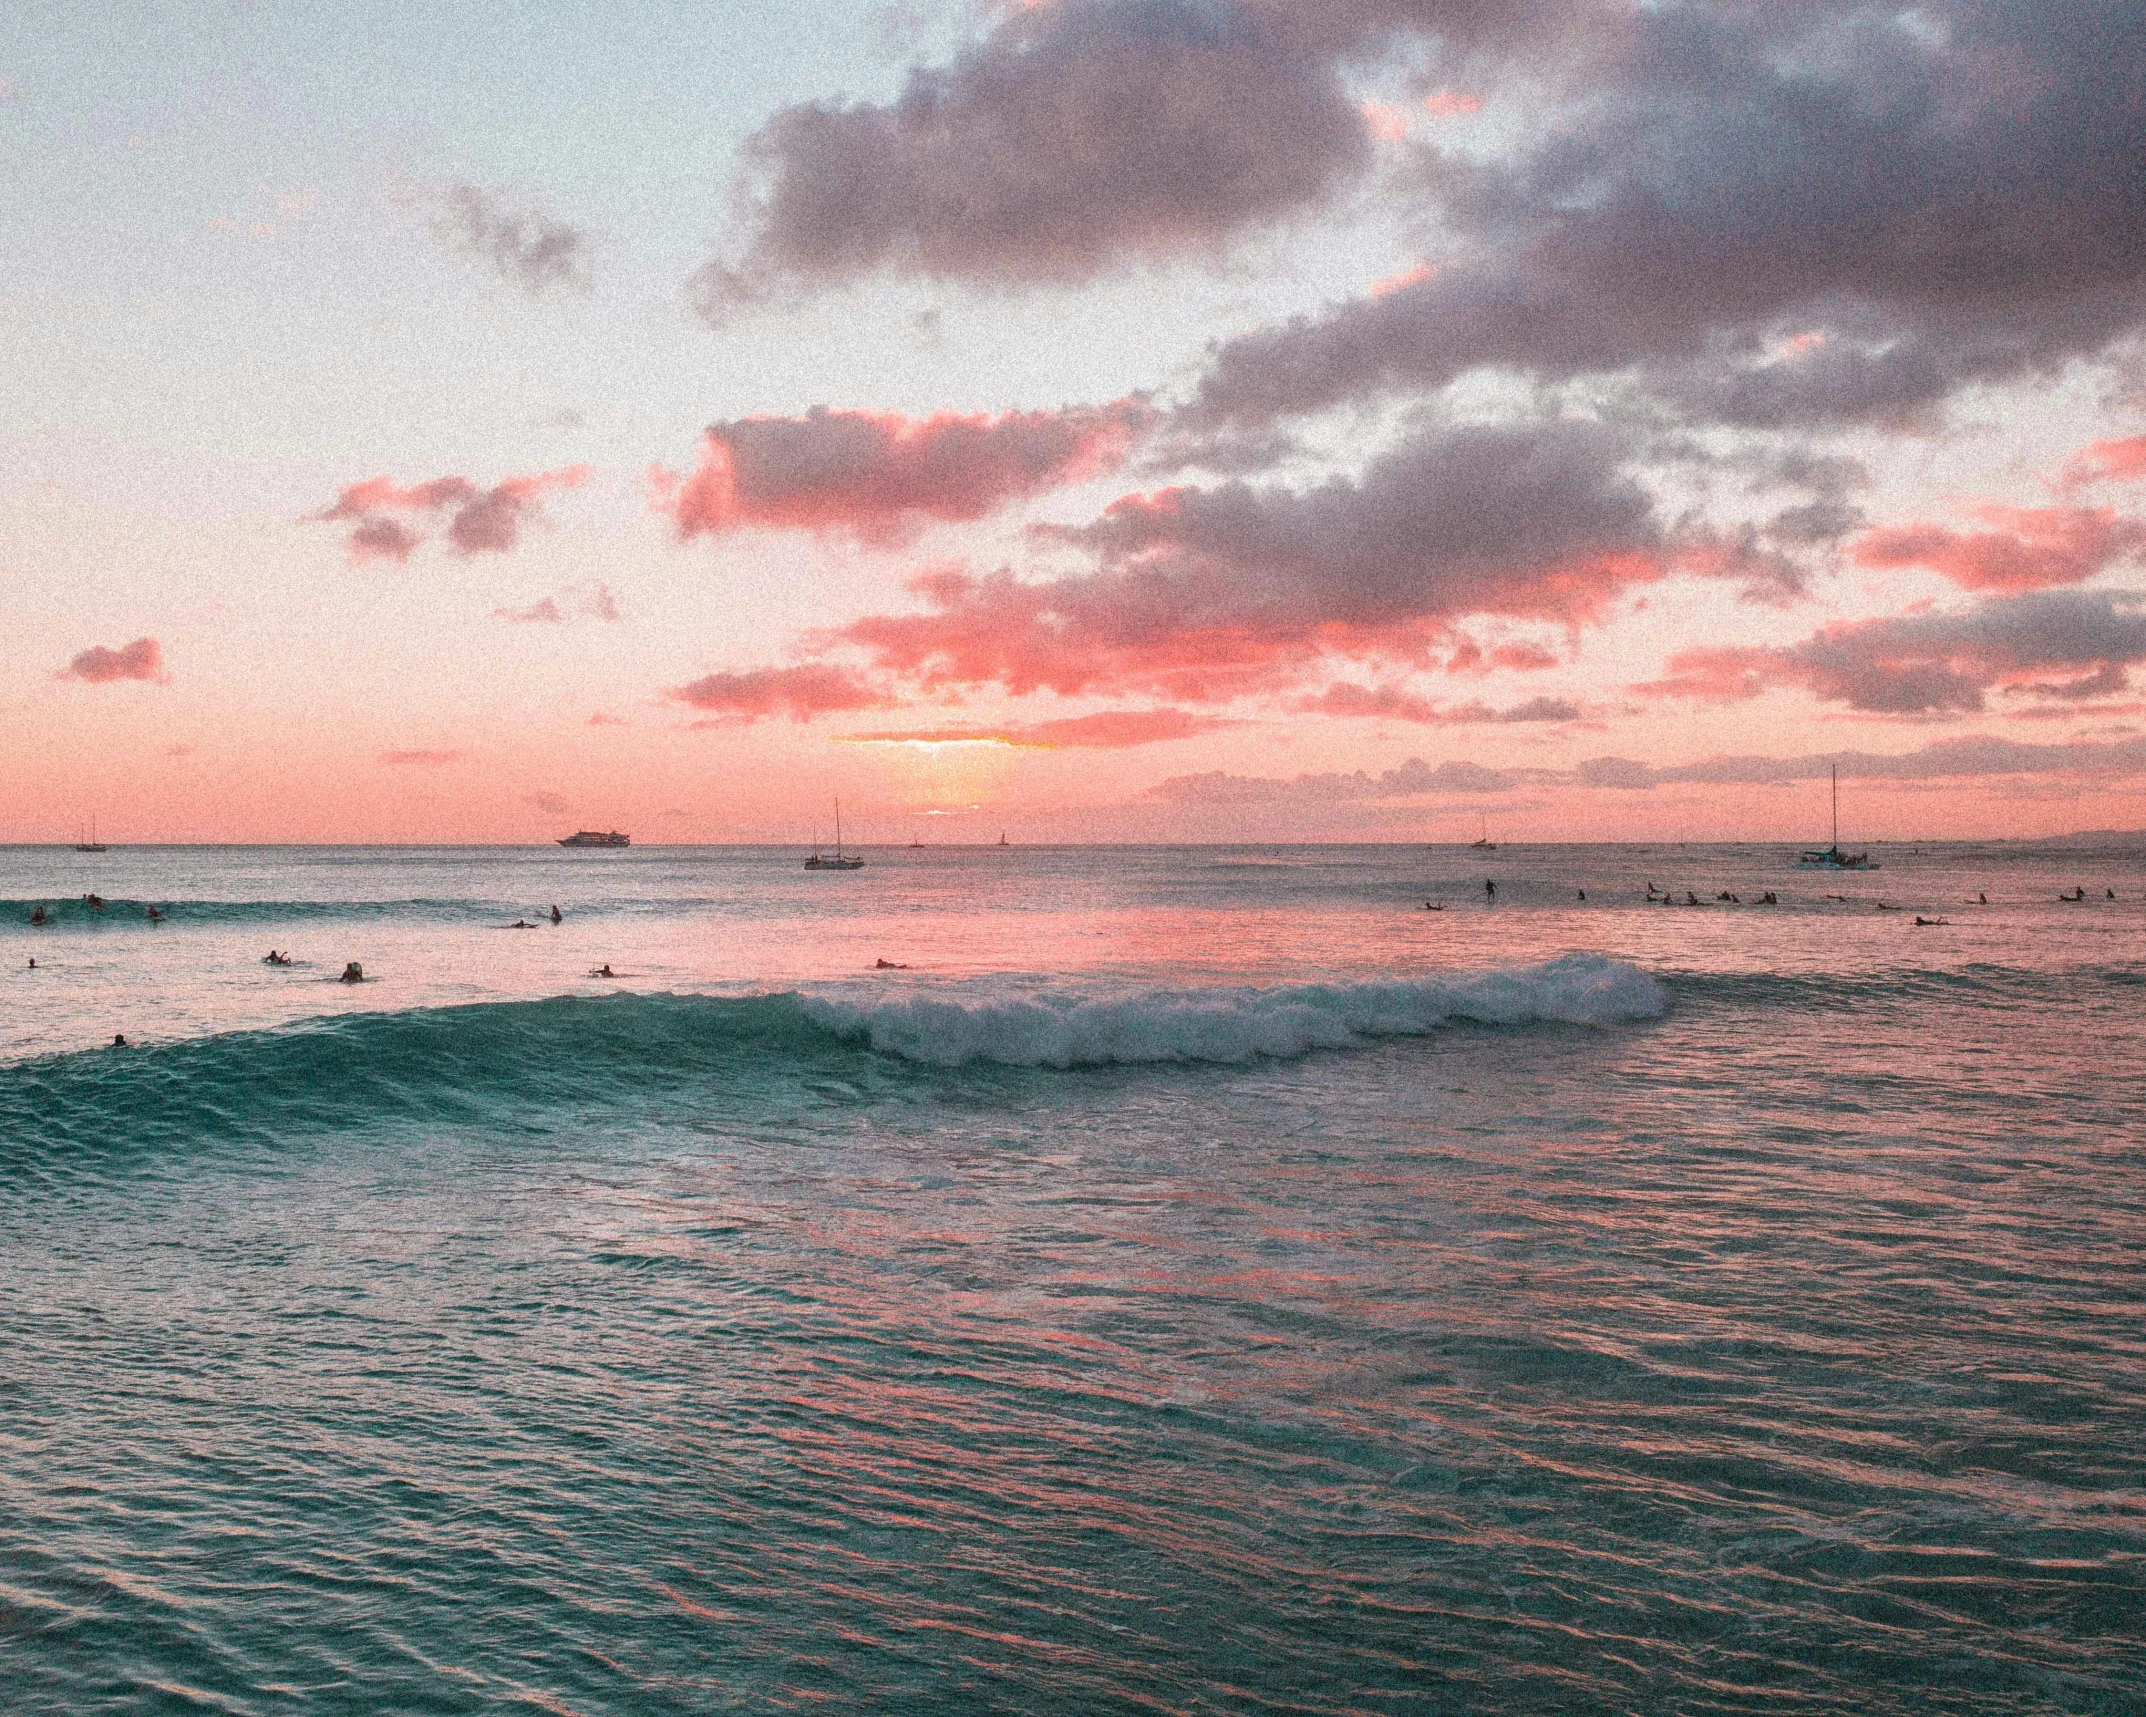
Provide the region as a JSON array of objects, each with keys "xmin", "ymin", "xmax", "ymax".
[{"xmin": 2, "ymin": 841, "xmax": 2142, "ymax": 1714}]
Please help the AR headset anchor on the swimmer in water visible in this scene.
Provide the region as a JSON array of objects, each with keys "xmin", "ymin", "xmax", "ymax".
[
  {"xmin": 27, "ymin": 957, "xmax": 36, "ymax": 969},
  {"xmin": 112, "ymin": 1033, "xmax": 128, "ymax": 1047},
  {"xmin": 146, "ymin": 905, "xmax": 163, "ymax": 923},
  {"xmin": 874, "ymin": 958, "xmax": 910, "ymax": 969},
  {"xmin": 339, "ymin": 962, "xmax": 364, "ymax": 983},
  {"xmin": 1577, "ymin": 889, "xmax": 1586, "ymax": 901},
  {"xmin": 589, "ymin": 964, "xmax": 614, "ymax": 978},
  {"xmin": 85, "ymin": 893, "xmax": 104, "ymax": 912},
  {"xmin": 29, "ymin": 906, "xmax": 46, "ymax": 925}
]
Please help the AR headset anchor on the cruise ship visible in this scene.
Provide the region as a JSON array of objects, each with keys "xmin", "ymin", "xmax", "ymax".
[{"xmin": 557, "ymin": 830, "xmax": 630, "ymax": 848}]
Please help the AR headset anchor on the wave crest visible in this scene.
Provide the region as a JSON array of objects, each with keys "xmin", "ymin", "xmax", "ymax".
[{"xmin": 801, "ymin": 955, "xmax": 1663, "ymax": 1068}]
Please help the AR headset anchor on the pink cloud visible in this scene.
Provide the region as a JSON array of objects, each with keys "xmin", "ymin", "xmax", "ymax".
[
  {"xmin": 848, "ymin": 708, "xmax": 1218, "ymax": 749},
  {"xmin": 1638, "ymin": 590, "xmax": 2146, "ymax": 714},
  {"xmin": 493, "ymin": 582, "xmax": 618, "ymax": 624},
  {"xmin": 378, "ymin": 749, "xmax": 462, "ymax": 766},
  {"xmin": 654, "ymin": 401, "xmax": 1149, "ymax": 547},
  {"xmin": 1423, "ymin": 89, "xmax": 1483, "ymax": 118},
  {"xmin": 2063, "ymin": 436, "xmax": 2146, "ymax": 490},
  {"xmin": 59, "ymin": 637, "xmax": 167, "ymax": 684},
  {"xmin": 1850, "ymin": 504, "xmax": 2146, "ymax": 592},
  {"xmin": 668, "ymin": 663, "xmax": 893, "ymax": 723},
  {"xmin": 1308, "ymin": 683, "xmax": 1582, "ymax": 724},
  {"xmin": 312, "ymin": 466, "xmax": 590, "ymax": 562}
]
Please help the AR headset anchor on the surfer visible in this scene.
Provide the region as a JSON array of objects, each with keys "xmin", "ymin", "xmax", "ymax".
[
  {"xmin": 1914, "ymin": 916, "xmax": 1949, "ymax": 926},
  {"xmin": 29, "ymin": 905, "xmax": 46, "ymax": 925},
  {"xmin": 506, "ymin": 919, "xmax": 536, "ymax": 929},
  {"xmin": 27, "ymin": 957, "xmax": 36, "ymax": 969},
  {"xmin": 85, "ymin": 893, "xmax": 104, "ymax": 912},
  {"xmin": 112, "ymin": 1033, "xmax": 127, "ymax": 1047},
  {"xmin": 589, "ymin": 964, "xmax": 614, "ymax": 978},
  {"xmin": 1686, "ymin": 891, "xmax": 1699, "ymax": 906},
  {"xmin": 264, "ymin": 950, "xmax": 291, "ymax": 965},
  {"xmin": 1423, "ymin": 901, "xmax": 1443, "ymax": 910},
  {"xmin": 874, "ymin": 958, "xmax": 910, "ymax": 969},
  {"xmin": 339, "ymin": 962, "xmax": 364, "ymax": 983},
  {"xmin": 145, "ymin": 905, "xmax": 163, "ymax": 923},
  {"xmin": 1978, "ymin": 893, "xmax": 1987, "ymax": 905},
  {"xmin": 550, "ymin": 904, "xmax": 563, "ymax": 924},
  {"xmin": 1484, "ymin": 879, "xmax": 1497, "ymax": 902},
  {"xmin": 1577, "ymin": 889, "xmax": 1586, "ymax": 901},
  {"xmin": 1759, "ymin": 892, "xmax": 1777, "ymax": 904}
]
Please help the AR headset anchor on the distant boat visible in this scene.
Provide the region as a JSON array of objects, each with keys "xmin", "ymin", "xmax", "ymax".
[
  {"xmin": 558, "ymin": 829, "xmax": 630, "ymax": 848},
  {"xmin": 997, "ymin": 831, "xmax": 1009, "ymax": 847},
  {"xmin": 1798, "ymin": 765, "xmax": 1877, "ymax": 869},
  {"xmin": 74, "ymin": 816, "xmax": 107, "ymax": 853},
  {"xmin": 805, "ymin": 799, "xmax": 864, "ymax": 870},
  {"xmin": 1470, "ymin": 814, "xmax": 1496, "ymax": 851}
]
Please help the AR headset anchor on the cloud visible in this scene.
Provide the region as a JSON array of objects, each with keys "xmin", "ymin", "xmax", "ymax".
[
  {"xmin": 58, "ymin": 637, "xmax": 166, "ymax": 684},
  {"xmin": 2064, "ymin": 436, "xmax": 2146, "ymax": 491},
  {"xmin": 379, "ymin": 749, "xmax": 462, "ymax": 766},
  {"xmin": 1307, "ymin": 682, "xmax": 1582, "ymax": 724},
  {"xmin": 526, "ymin": 791, "xmax": 571, "ymax": 814},
  {"xmin": 433, "ymin": 184, "xmax": 594, "ymax": 297},
  {"xmin": 1849, "ymin": 505, "xmax": 2146, "ymax": 592},
  {"xmin": 829, "ymin": 418, "xmax": 1676, "ymax": 702},
  {"xmin": 1639, "ymin": 589, "xmax": 2146, "ymax": 714},
  {"xmin": 654, "ymin": 401, "xmax": 1149, "ymax": 545},
  {"xmin": 691, "ymin": 0, "xmax": 1376, "ymax": 317},
  {"xmin": 587, "ymin": 711, "xmax": 629, "ymax": 726},
  {"xmin": 493, "ymin": 582, "xmax": 619, "ymax": 623},
  {"xmin": 1151, "ymin": 754, "xmax": 1517, "ymax": 805},
  {"xmin": 847, "ymin": 707, "xmax": 1218, "ymax": 748},
  {"xmin": 312, "ymin": 467, "xmax": 591, "ymax": 561},
  {"xmin": 668, "ymin": 663, "xmax": 893, "ymax": 722},
  {"xmin": 1578, "ymin": 734, "xmax": 2146, "ymax": 789},
  {"xmin": 1182, "ymin": 2, "xmax": 2146, "ymax": 433}
]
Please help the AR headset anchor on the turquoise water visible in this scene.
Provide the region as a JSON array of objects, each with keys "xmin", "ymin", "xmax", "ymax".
[{"xmin": 3, "ymin": 843, "xmax": 2143, "ymax": 1713}]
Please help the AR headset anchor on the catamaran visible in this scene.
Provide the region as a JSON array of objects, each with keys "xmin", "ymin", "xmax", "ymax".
[
  {"xmin": 805, "ymin": 800, "xmax": 864, "ymax": 870},
  {"xmin": 1798, "ymin": 765, "xmax": 1876, "ymax": 869}
]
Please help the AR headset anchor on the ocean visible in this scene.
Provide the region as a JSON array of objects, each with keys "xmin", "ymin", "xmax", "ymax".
[{"xmin": 2, "ymin": 841, "xmax": 2141, "ymax": 1714}]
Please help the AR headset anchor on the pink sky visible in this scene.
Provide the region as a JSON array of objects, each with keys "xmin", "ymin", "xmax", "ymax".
[{"xmin": 5, "ymin": 1, "xmax": 2144, "ymax": 843}]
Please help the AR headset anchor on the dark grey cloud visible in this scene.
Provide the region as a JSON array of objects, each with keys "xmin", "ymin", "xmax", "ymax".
[
  {"xmin": 829, "ymin": 417, "xmax": 1676, "ymax": 701},
  {"xmin": 692, "ymin": 0, "xmax": 1374, "ymax": 318},
  {"xmin": 1186, "ymin": 0, "xmax": 2146, "ymax": 431},
  {"xmin": 1641, "ymin": 589, "xmax": 2146, "ymax": 714},
  {"xmin": 435, "ymin": 185, "xmax": 594, "ymax": 298}
]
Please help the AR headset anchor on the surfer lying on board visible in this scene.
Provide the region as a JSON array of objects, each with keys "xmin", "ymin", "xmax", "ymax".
[
  {"xmin": 263, "ymin": 950, "xmax": 292, "ymax": 965},
  {"xmin": 1914, "ymin": 916, "xmax": 1949, "ymax": 926},
  {"xmin": 589, "ymin": 964, "xmax": 614, "ymax": 978}
]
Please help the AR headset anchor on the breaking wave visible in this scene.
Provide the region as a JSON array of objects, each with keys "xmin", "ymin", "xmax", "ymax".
[{"xmin": 0, "ymin": 957, "xmax": 1662, "ymax": 1168}]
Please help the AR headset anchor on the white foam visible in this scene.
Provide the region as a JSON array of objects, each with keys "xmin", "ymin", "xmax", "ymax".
[{"xmin": 797, "ymin": 953, "xmax": 1664, "ymax": 1068}]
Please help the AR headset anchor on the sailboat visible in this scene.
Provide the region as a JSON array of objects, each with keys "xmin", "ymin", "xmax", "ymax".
[
  {"xmin": 1470, "ymin": 814, "xmax": 1496, "ymax": 851},
  {"xmin": 1798, "ymin": 765, "xmax": 1877, "ymax": 869},
  {"xmin": 74, "ymin": 817, "xmax": 107, "ymax": 853},
  {"xmin": 804, "ymin": 799, "xmax": 865, "ymax": 870},
  {"xmin": 997, "ymin": 831, "xmax": 1009, "ymax": 847}
]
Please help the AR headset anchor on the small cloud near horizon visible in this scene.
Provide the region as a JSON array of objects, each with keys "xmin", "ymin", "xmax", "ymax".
[
  {"xmin": 378, "ymin": 748, "xmax": 462, "ymax": 767},
  {"xmin": 59, "ymin": 637, "xmax": 167, "ymax": 684}
]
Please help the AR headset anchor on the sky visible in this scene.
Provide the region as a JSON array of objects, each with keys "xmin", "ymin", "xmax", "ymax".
[{"xmin": 4, "ymin": 0, "xmax": 2145, "ymax": 845}]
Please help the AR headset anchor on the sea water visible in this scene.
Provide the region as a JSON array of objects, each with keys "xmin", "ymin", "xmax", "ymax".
[{"xmin": 1, "ymin": 842, "xmax": 2141, "ymax": 1714}]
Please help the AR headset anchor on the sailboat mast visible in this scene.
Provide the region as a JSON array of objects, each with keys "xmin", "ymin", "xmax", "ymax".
[
  {"xmin": 1831, "ymin": 764, "xmax": 1839, "ymax": 850},
  {"xmin": 835, "ymin": 798, "xmax": 842, "ymax": 858}
]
